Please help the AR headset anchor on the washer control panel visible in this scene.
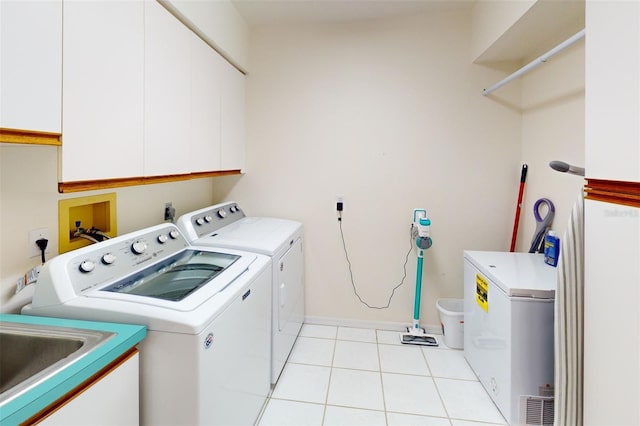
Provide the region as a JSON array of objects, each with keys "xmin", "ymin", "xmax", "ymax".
[
  {"xmin": 178, "ymin": 202, "xmax": 245, "ymax": 240},
  {"xmin": 65, "ymin": 224, "xmax": 190, "ymax": 295}
]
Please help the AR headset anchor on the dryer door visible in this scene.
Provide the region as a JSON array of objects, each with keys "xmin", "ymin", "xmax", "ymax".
[{"xmin": 276, "ymin": 238, "xmax": 304, "ymax": 333}]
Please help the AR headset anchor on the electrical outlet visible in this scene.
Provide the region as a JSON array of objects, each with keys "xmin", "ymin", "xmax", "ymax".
[
  {"xmin": 164, "ymin": 202, "xmax": 175, "ymax": 222},
  {"xmin": 336, "ymin": 195, "xmax": 344, "ymax": 212},
  {"xmin": 29, "ymin": 228, "xmax": 50, "ymax": 258}
]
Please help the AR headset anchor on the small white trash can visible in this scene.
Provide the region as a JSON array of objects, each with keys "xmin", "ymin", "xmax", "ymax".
[{"xmin": 436, "ymin": 298, "xmax": 464, "ymax": 349}]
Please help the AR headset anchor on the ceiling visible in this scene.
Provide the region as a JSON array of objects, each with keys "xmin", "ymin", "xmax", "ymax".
[{"xmin": 231, "ymin": 0, "xmax": 474, "ymax": 27}]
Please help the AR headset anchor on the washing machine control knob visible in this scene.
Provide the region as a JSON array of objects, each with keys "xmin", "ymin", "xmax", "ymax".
[
  {"xmin": 131, "ymin": 241, "xmax": 147, "ymax": 254},
  {"xmin": 217, "ymin": 209, "xmax": 227, "ymax": 218},
  {"xmin": 169, "ymin": 230, "xmax": 180, "ymax": 239},
  {"xmin": 230, "ymin": 205, "xmax": 237, "ymax": 213},
  {"xmin": 204, "ymin": 215, "xmax": 213, "ymax": 223},
  {"xmin": 196, "ymin": 217, "xmax": 205, "ymax": 226},
  {"xmin": 101, "ymin": 253, "xmax": 116, "ymax": 265},
  {"xmin": 79, "ymin": 260, "xmax": 96, "ymax": 273},
  {"xmin": 157, "ymin": 234, "xmax": 168, "ymax": 244}
]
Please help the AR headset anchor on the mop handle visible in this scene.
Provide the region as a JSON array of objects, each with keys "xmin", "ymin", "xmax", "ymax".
[{"xmin": 510, "ymin": 164, "xmax": 528, "ymax": 252}]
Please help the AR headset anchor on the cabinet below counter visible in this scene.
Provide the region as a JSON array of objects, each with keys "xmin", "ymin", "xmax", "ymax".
[{"xmin": 0, "ymin": 314, "xmax": 146, "ymax": 425}]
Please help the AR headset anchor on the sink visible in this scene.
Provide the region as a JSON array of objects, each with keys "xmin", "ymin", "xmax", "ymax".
[{"xmin": 0, "ymin": 322, "xmax": 114, "ymax": 404}]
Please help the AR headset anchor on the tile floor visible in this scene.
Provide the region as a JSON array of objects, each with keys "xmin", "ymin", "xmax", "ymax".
[{"xmin": 257, "ymin": 324, "xmax": 507, "ymax": 426}]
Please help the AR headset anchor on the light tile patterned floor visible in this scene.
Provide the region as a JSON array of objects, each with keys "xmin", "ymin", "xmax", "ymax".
[{"xmin": 257, "ymin": 324, "xmax": 507, "ymax": 426}]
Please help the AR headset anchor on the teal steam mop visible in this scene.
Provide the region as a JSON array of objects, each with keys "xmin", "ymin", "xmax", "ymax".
[{"xmin": 401, "ymin": 209, "xmax": 438, "ymax": 346}]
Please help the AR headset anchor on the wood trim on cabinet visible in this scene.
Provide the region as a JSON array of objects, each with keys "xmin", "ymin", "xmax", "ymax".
[
  {"xmin": 0, "ymin": 128, "xmax": 62, "ymax": 146},
  {"xmin": 585, "ymin": 178, "xmax": 640, "ymax": 208},
  {"xmin": 58, "ymin": 169, "xmax": 242, "ymax": 193},
  {"xmin": 22, "ymin": 348, "xmax": 139, "ymax": 426}
]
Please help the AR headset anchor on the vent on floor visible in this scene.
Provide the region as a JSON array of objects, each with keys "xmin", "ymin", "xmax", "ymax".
[{"xmin": 519, "ymin": 395, "xmax": 554, "ymax": 425}]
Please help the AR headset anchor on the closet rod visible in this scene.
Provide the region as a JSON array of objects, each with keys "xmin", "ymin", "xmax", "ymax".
[{"xmin": 481, "ymin": 28, "xmax": 585, "ymax": 96}]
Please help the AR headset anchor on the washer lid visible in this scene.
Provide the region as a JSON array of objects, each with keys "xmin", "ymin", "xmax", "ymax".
[
  {"xmin": 198, "ymin": 217, "xmax": 302, "ymax": 255},
  {"xmin": 464, "ymin": 251, "xmax": 557, "ymax": 298},
  {"xmin": 87, "ymin": 248, "xmax": 257, "ymax": 312}
]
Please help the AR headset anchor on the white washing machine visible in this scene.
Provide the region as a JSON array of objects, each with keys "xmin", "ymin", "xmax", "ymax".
[
  {"xmin": 463, "ymin": 251, "xmax": 556, "ymax": 425},
  {"xmin": 23, "ymin": 224, "xmax": 271, "ymax": 426},
  {"xmin": 177, "ymin": 201, "xmax": 304, "ymax": 384}
]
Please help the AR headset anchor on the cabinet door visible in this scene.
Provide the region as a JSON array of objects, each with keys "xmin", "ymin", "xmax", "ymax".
[
  {"xmin": 0, "ymin": 0, "xmax": 61, "ymax": 133},
  {"xmin": 584, "ymin": 200, "xmax": 640, "ymax": 425},
  {"xmin": 220, "ymin": 61, "xmax": 246, "ymax": 171},
  {"xmin": 190, "ymin": 34, "xmax": 222, "ymax": 173},
  {"xmin": 40, "ymin": 353, "xmax": 139, "ymax": 425},
  {"xmin": 144, "ymin": 0, "xmax": 191, "ymax": 177},
  {"xmin": 61, "ymin": 0, "xmax": 144, "ymax": 182}
]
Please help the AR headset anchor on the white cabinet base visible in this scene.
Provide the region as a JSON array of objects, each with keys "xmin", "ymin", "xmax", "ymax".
[{"xmin": 40, "ymin": 351, "xmax": 139, "ymax": 425}]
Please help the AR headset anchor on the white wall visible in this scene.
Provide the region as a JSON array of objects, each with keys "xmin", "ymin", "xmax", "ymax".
[
  {"xmin": 213, "ymin": 8, "xmax": 523, "ymax": 329},
  {"xmin": 517, "ymin": 42, "xmax": 585, "ymax": 251},
  {"xmin": 0, "ymin": 145, "xmax": 218, "ymax": 312}
]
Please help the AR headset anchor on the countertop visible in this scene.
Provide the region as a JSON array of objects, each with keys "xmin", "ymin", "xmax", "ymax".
[{"xmin": 0, "ymin": 313, "xmax": 146, "ymax": 425}]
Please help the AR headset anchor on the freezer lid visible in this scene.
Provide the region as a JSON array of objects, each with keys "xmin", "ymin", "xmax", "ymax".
[
  {"xmin": 463, "ymin": 251, "xmax": 557, "ymax": 298},
  {"xmin": 195, "ymin": 217, "xmax": 302, "ymax": 256}
]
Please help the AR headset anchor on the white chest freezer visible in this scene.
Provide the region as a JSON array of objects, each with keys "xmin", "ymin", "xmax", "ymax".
[{"xmin": 463, "ymin": 251, "xmax": 557, "ymax": 425}]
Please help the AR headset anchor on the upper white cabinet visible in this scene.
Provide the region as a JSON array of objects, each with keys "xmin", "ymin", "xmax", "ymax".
[
  {"xmin": 0, "ymin": 0, "xmax": 62, "ymax": 134},
  {"xmin": 60, "ymin": 0, "xmax": 244, "ymax": 186},
  {"xmin": 585, "ymin": 0, "xmax": 640, "ymax": 182},
  {"xmin": 145, "ymin": 0, "xmax": 244, "ymax": 176},
  {"xmin": 191, "ymin": 34, "xmax": 223, "ymax": 173},
  {"xmin": 61, "ymin": 0, "xmax": 145, "ymax": 182},
  {"xmin": 57, "ymin": 0, "xmax": 244, "ymax": 184},
  {"xmin": 144, "ymin": 0, "xmax": 192, "ymax": 176},
  {"xmin": 220, "ymin": 60, "xmax": 246, "ymax": 171}
]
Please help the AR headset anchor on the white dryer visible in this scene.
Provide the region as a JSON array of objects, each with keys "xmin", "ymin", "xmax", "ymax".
[
  {"xmin": 23, "ymin": 224, "xmax": 271, "ymax": 426},
  {"xmin": 177, "ymin": 201, "xmax": 304, "ymax": 384}
]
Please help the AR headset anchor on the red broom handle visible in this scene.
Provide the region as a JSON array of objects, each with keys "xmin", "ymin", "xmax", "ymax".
[{"xmin": 510, "ymin": 164, "xmax": 528, "ymax": 252}]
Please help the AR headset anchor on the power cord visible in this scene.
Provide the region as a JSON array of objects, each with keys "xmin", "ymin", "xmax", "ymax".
[{"xmin": 338, "ymin": 217, "xmax": 413, "ymax": 309}]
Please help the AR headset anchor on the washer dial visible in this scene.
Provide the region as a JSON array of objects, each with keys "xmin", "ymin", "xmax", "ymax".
[
  {"xmin": 131, "ymin": 241, "xmax": 147, "ymax": 254},
  {"xmin": 79, "ymin": 260, "xmax": 95, "ymax": 273}
]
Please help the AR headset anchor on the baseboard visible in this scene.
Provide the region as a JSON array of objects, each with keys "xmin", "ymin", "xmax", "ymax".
[{"xmin": 304, "ymin": 315, "xmax": 442, "ymax": 336}]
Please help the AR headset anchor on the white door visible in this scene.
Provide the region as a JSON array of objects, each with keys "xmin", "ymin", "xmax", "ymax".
[
  {"xmin": 61, "ymin": 1, "xmax": 144, "ymax": 181},
  {"xmin": 190, "ymin": 34, "xmax": 223, "ymax": 172},
  {"xmin": 220, "ymin": 61, "xmax": 246, "ymax": 171},
  {"xmin": 144, "ymin": 0, "xmax": 191, "ymax": 176},
  {"xmin": 0, "ymin": 0, "xmax": 61, "ymax": 133}
]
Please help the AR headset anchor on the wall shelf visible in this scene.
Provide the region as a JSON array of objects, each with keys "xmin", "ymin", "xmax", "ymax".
[{"xmin": 473, "ymin": 0, "xmax": 585, "ymax": 73}]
